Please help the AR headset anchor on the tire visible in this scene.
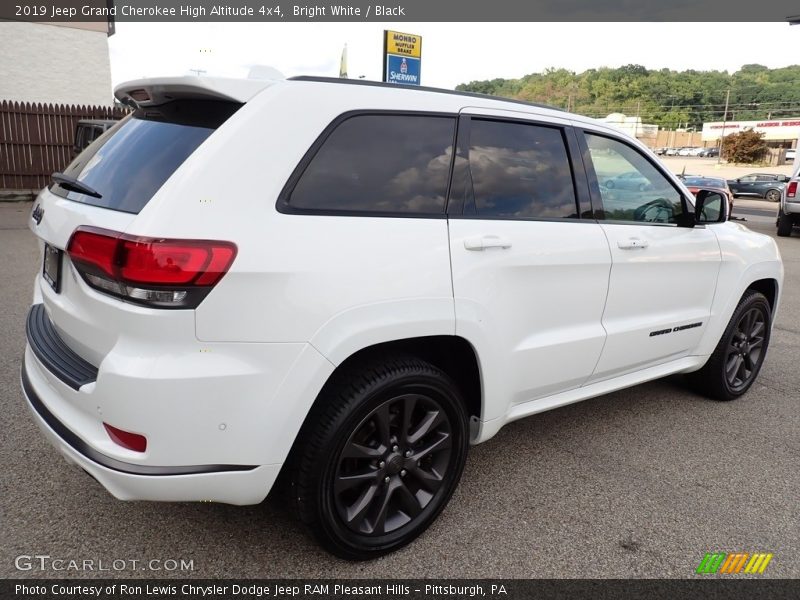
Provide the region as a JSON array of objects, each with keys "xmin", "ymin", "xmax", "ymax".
[
  {"xmin": 287, "ymin": 355, "xmax": 469, "ymax": 560},
  {"xmin": 777, "ymin": 209, "xmax": 794, "ymax": 237},
  {"xmin": 605, "ymin": 180, "xmax": 615, "ymax": 189},
  {"xmin": 686, "ymin": 291, "xmax": 771, "ymax": 401},
  {"xmin": 765, "ymin": 189, "xmax": 782, "ymax": 202}
]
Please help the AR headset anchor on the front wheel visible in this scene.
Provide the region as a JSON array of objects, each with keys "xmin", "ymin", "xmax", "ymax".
[
  {"xmin": 686, "ymin": 291, "xmax": 771, "ymax": 401},
  {"xmin": 288, "ymin": 356, "xmax": 469, "ymax": 559}
]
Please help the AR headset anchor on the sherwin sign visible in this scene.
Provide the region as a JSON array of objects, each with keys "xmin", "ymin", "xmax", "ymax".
[{"xmin": 383, "ymin": 30, "xmax": 421, "ymax": 86}]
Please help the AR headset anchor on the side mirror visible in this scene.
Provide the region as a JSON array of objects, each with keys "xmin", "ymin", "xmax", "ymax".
[{"xmin": 695, "ymin": 190, "xmax": 729, "ymax": 224}]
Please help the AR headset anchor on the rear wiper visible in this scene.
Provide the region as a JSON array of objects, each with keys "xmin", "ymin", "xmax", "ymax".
[{"xmin": 51, "ymin": 172, "xmax": 102, "ymax": 199}]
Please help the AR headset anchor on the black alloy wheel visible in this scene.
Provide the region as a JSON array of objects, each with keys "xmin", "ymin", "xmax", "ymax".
[
  {"xmin": 287, "ymin": 356, "xmax": 469, "ymax": 559},
  {"xmin": 334, "ymin": 393, "xmax": 453, "ymax": 535},
  {"xmin": 724, "ymin": 306, "xmax": 767, "ymax": 393},
  {"xmin": 686, "ymin": 291, "xmax": 772, "ymax": 401}
]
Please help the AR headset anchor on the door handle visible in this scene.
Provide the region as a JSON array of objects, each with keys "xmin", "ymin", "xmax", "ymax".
[
  {"xmin": 464, "ymin": 235, "xmax": 513, "ymax": 251},
  {"xmin": 617, "ymin": 238, "xmax": 649, "ymax": 250}
]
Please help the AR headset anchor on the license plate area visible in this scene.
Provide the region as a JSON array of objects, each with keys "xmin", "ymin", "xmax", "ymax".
[{"xmin": 43, "ymin": 243, "xmax": 62, "ymax": 293}]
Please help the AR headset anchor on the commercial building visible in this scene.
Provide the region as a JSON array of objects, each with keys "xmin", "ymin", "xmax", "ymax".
[
  {"xmin": 701, "ymin": 118, "xmax": 800, "ymax": 149},
  {"xmin": 0, "ymin": 21, "xmax": 114, "ymax": 106}
]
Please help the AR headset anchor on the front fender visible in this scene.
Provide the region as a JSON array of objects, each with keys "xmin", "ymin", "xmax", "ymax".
[{"xmin": 692, "ymin": 222, "xmax": 783, "ymax": 358}]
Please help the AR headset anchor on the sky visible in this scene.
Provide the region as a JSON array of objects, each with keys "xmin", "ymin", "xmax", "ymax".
[{"xmin": 109, "ymin": 22, "xmax": 800, "ymax": 91}]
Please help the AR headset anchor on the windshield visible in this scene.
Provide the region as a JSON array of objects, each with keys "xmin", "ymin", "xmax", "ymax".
[{"xmin": 51, "ymin": 99, "xmax": 241, "ymax": 214}]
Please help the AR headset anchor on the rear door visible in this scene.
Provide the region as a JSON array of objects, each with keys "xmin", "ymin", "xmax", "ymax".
[
  {"xmin": 755, "ymin": 174, "xmax": 780, "ymax": 196},
  {"xmin": 575, "ymin": 127, "xmax": 722, "ymax": 382},
  {"xmin": 448, "ymin": 109, "xmax": 611, "ymax": 418}
]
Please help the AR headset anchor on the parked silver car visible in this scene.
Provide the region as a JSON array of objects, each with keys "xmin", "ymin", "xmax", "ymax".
[{"xmin": 777, "ymin": 162, "xmax": 800, "ymax": 236}]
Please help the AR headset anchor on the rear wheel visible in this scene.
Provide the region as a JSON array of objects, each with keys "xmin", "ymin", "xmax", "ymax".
[
  {"xmin": 288, "ymin": 356, "xmax": 469, "ymax": 560},
  {"xmin": 777, "ymin": 209, "xmax": 794, "ymax": 237},
  {"xmin": 686, "ymin": 291, "xmax": 771, "ymax": 401},
  {"xmin": 765, "ymin": 189, "xmax": 782, "ymax": 202}
]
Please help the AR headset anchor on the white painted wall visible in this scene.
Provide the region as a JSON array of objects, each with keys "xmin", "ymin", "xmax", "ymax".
[{"xmin": 0, "ymin": 22, "xmax": 112, "ymax": 107}]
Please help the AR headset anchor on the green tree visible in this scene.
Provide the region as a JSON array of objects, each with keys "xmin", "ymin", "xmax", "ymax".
[{"xmin": 457, "ymin": 64, "xmax": 800, "ymax": 129}]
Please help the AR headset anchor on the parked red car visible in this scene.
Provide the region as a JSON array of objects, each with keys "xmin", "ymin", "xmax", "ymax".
[{"xmin": 681, "ymin": 176, "xmax": 734, "ymax": 216}]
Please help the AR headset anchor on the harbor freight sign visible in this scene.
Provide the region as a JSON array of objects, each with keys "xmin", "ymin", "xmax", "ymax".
[{"xmin": 383, "ymin": 30, "xmax": 422, "ymax": 86}]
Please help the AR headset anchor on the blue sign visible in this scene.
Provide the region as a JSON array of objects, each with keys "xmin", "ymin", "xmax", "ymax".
[{"xmin": 385, "ymin": 55, "xmax": 421, "ymax": 86}]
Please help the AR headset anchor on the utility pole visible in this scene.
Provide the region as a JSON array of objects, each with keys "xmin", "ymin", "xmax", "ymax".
[{"xmin": 717, "ymin": 89, "xmax": 730, "ymax": 165}]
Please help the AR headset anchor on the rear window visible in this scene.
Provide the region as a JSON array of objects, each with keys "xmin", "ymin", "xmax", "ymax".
[
  {"xmin": 286, "ymin": 114, "xmax": 456, "ymax": 215},
  {"xmin": 51, "ymin": 100, "xmax": 241, "ymax": 214}
]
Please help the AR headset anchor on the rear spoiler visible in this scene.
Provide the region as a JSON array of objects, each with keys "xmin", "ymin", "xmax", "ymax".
[{"xmin": 114, "ymin": 76, "xmax": 278, "ymax": 107}]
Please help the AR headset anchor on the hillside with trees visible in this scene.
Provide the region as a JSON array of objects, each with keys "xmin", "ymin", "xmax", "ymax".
[{"xmin": 456, "ymin": 64, "xmax": 800, "ymax": 129}]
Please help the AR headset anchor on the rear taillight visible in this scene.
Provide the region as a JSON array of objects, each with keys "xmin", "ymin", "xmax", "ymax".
[
  {"xmin": 67, "ymin": 226, "xmax": 236, "ymax": 309},
  {"xmin": 787, "ymin": 181, "xmax": 797, "ymax": 199}
]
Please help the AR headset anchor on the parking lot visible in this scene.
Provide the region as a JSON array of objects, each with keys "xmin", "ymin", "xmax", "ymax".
[
  {"xmin": 1, "ymin": 198, "xmax": 798, "ymax": 579},
  {"xmin": 658, "ymin": 156, "xmax": 795, "ymax": 181}
]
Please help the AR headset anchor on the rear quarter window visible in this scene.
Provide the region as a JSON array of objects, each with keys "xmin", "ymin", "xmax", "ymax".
[
  {"xmin": 52, "ymin": 100, "xmax": 241, "ymax": 214},
  {"xmin": 284, "ymin": 113, "xmax": 456, "ymax": 215}
]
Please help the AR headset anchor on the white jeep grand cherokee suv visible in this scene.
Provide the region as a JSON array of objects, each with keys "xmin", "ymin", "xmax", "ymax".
[{"xmin": 22, "ymin": 76, "xmax": 783, "ymax": 559}]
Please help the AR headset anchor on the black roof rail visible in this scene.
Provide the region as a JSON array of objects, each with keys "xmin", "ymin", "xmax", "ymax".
[{"xmin": 287, "ymin": 76, "xmax": 564, "ymax": 113}]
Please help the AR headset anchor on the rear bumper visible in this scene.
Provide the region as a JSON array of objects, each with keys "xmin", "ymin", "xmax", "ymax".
[
  {"xmin": 26, "ymin": 302, "xmax": 98, "ymax": 390},
  {"xmin": 21, "ymin": 354, "xmax": 279, "ymax": 505}
]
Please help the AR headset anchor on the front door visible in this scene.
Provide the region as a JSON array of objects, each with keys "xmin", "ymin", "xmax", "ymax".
[{"xmin": 577, "ymin": 129, "xmax": 722, "ymax": 383}]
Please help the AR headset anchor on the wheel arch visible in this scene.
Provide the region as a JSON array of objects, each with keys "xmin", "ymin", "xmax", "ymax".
[
  {"xmin": 693, "ymin": 268, "xmax": 782, "ymax": 359},
  {"xmin": 277, "ymin": 335, "xmax": 484, "ymax": 503},
  {"xmin": 284, "ymin": 335, "xmax": 484, "ymax": 470},
  {"xmin": 326, "ymin": 335, "xmax": 483, "ymax": 424},
  {"xmin": 746, "ymin": 278, "xmax": 779, "ymax": 313}
]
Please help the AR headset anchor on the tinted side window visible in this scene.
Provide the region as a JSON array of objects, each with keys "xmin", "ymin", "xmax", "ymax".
[
  {"xmin": 288, "ymin": 114, "xmax": 455, "ymax": 214},
  {"xmin": 467, "ymin": 119, "xmax": 578, "ymax": 219},
  {"xmin": 585, "ymin": 133, "xmax": 685, "ymax": 225}
]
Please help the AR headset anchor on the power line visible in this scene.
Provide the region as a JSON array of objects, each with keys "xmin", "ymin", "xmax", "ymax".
[{"xmin": 574, "ymin": 107, "xmax": 800, "ymax": 116}]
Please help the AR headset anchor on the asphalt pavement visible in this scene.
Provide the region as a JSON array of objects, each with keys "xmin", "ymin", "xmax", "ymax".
[{"xmin": 1, "ymin": 200, "xmax": 798, "ymax": 579}]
